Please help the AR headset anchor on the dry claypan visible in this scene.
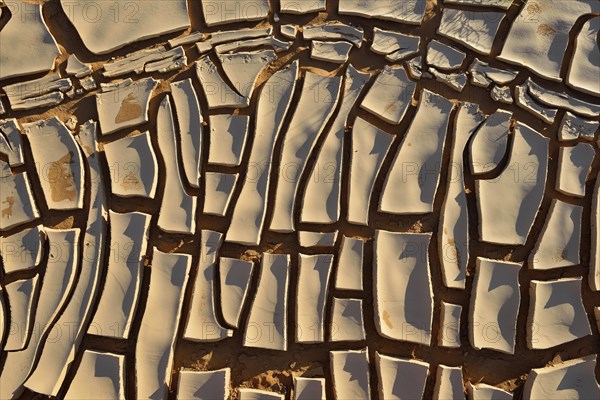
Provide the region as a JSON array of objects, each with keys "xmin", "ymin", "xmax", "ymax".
[{"xmin": 0, "ymin": 0, "xmax": 599, "ymax": 399}]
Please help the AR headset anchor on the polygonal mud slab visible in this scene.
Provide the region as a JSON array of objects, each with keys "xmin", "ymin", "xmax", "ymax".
[
  {"xmin": 371, "ymin": 28, "xmax": 420, "ymax": 58},
  {"xmin": 310, "ymin": 40, "xmax": 353, "ymax": 64},
  {"xmin": 293, "ymin": 377, "xmax": 325, "ymax": 400},
  {"xmin": 433, "ymin": 365, "xmax": 465, "ymax": 400},
  {"xmin": 376, "ymin": 352, "xmax": 429, "ymax": 400},
  {"xmin": 330, "ymin": 349, "xmax": 371, "ymax": 399},
  {"xmin": 171, "ymin": 79, "xmax": 203, "ymax": 189},
  {"xmin": 380, "ymin": 90, "xmax": 453, "ymax": 215},
  {"xmin": 90, "ymin": 211, "xmax": 150, "ymax": 339},
  {"xmin": 527, "ymin": 278, "xmax": 591, "ymax": 350},
  {"xmin": 0, "ymin": 163, "xmax": 39, "ymax": 232},
  {"xmin": 523, "ymin": 356, "xmax": 600, "ymax": 399},
  {"xmin": 338, "ymin": 0, "xmax": 426, "ymax": 24},
  {"xmin": 0, "ymin": 228, "xmax": 79, "ymax": 399},
  {"xmin": 592, "ymin": 177, "xmax": 600, "ymax": 291},
  {"xmin": 558, "ymin": 112, "xmax": 599, "ymax": 142},
  {"xmin": 64, "ymin": 351, "xmax": 125, "ymax": 400},
  {"xmin": 469, "ymin": 109, "xmax": 511, "ymax": 175},
  {"xmin": 556, "ymin": 143, "xmax": 595, "ymax": 198},
  {"xmin": 529, "ymin": 200, "xmax": 582, "ymax": 270},
  {"xmin": 438, "ymin": 8, "xmax": 505, "ymax": 54},
  {"xmin": 330, "ymin": 297, "xmax": 366, "ymax": 342},
  {"xmin": 270, "ymin": 72, "xmax": 342, "ymax": 232},
  {"xmin": 360, "ymin": 65, "xmax": 416, "ymax": 125},
  {"xmin": 225, "ymin": 62, "xmax": 299, "ymax": 246},
  {"xmin": 96, "ymin": 77, "xmax": 158, "ymax": 135},
  {"xmin": 204, "ymin": 173, "xmax": 239, "ymax": 217},
  {"xmin": 177, "ymin": 368, "xmax": 230, "ymax": 400},
  {"xmin": 0, "ymin": 119, "xmax": 25, "ymax": 167},
  {"xmin": 3, "ymin": 275, "xmax": 39, "ymax": 351},
  {"xmin": 347, "ymin": 117, "xmax": 394, "ymax": 226},
  {"xmin": 477, "ymin": 123, "xmax": 549, "ymax": 245},
  {"xmin": 60, "ymin": 0, "xmax": 189, "ymax": 54},
  {"xmin": 0, "ymin": 225, "xmax": 44, "ymax": 274},
  {"xmin": 201, "ymin": 0, "xmax": 270, "ymax": 26},
  {"xmin": 185, "ymin": 231, "xmax": 233, "ymax": 341},
  {"xmin": 429, "ymin": 68, "xmax": 467, "ymax": 92},
  {"xmin": 296, "ymin": 254, "xmax": 333, "ymax": 343},
  {"xmin": 0, "ymin": 0, "xmax": 60, "ymax": 80},
  {"xmin": 498, "ymin": 0, "xmax": 600, "ymax": 81},
  {"xmin": 219, "ymin": 258, "xmax": 254, "ymax": 329},
  {"xmin": 157, "ymin": 96, "xmax": 197, "ymax": 234},
  {"xmin": 281, "ymin": 0, "xmax": 325, "ymax": 14},
  {"xmin": 103, "ymin": 131, "xmax": 158, "ymax": 199},
  {"xmin": 196, "ymin": 56, "xmax": 249, "ymax": 109},
  {"xmin": 515, "ymin": 85, "xmax": 558, "ymax": 124},
  {"xmin": 567, "ymin": 17, "xmax": 600, "ymax": 96},
  {"xmin": 467, "ymin": 382, "xmax": 513, "ymax": 400},
  {"xmin": 470, "ymin": 258, "xmax": 521, "ymax": 354},
  {"xmin": 469, "ymin": 59, "xmax": 517, "ymax": 88},
  {"xmin": 244, "ymin": 253, "xmax": 290, "ymax": 351},
  {"xmin": 439, "ymin": 103, "xmax": 484, "ymax": 290},
  {"xmin": 303, "ymin": 23, "xmax": 364, "ymax": 47},
  {"xmin": 375, "ymin": 230, "xmax": 433, "ymax": 345},
  {"xmin": 439, "ymin": 302, "xmax": 461, "ymax": 348},
  {"xmin": 301, "ymin": 65, "xmax": 371, "ymax": 225},
  {"xmin": 239, "ymin": 388, "xmax": 284, "ymax": 400},
  {"xmin": 335, "ymin": 236, "xmax": 365, "ymax": 291},
  {"xmin": 208, "ymin": 115, "xmax": 250, "ymax": 167},
  {"xmin": 22, "ymin": 117, "xmax": 85, "ymax": 210},
  {"xmin": 135, "ymin": 249, "xmax": 191, "ymax": 400},
  {"xmin": 526, "ymin": 78, "xmax": 600, "ymax": 118},
  {"xmin": 219, "ymin": 50, "xmax": 276, "ymax": 98},
  {"xmin": 426, "ymin": 40, "xmax": 466, "ymax": 70}
]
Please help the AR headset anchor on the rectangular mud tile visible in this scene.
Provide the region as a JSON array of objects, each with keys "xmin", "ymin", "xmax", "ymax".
[
  {"xmin": 208, "ymin": 115, "xmax": 249, "ymax": 167},
  {"xmin": 64, "ymin": 351, "xmax": 125, "ymax": 400},
  {"xmin": 95, "ymin": 77, "xmax": 158, "ymax": 134},
  {"xmin": 301, "ymin": 65, "xmax": 371, "ymax": 225},
  {"xmin": 567, "ymin": 17, "xmax": 600, "ymax": 96},
  {"xmin": 135, "ymin": 249, "xmax": 192, "ymax": 400},
  {"xmin": 168, "ymin": 32, "xmax": 206, "ymax": 48},
  {"xmin": 445, "ymin": 0, "xmax": 512, "ymax": 8},
  {"xmin": 592, "ymin": 177, "xmax": 600, "ymax": 291},
  {"xmin": 239, "ymin": 388, "xmax": 284, "ymax": 399},
  {"xmin": 470, "ymin": 258, "xmax": 521, "ymax": 354},
  {"xmin": 244, "ymin": 253, "xmax": 289, "ymax": 350},
  {"xmin": 103, "ymin": 132, "xmax": 159, "ymax": 199},
  {"xmin": 376, "ymin": 352, "xmax": 429, "ymax": 400},
  {"xmin": 440, "ymin": 103, "xmax": 484, "ymax": 290},
  {"xmin": 219, "ymin": 258, "xmax": 253, "ymax": 329},
  {"xmin": 0, "ymin": 225, "xmax": 44, "ymax": 274},
  {"xmin": 293, "ymin": 377, "xmax": 325, "ymax": 400},
  {"xmin": 375, "ymin": 231, "xmax": 433, "ymax": 345},
  {"xmin": 22, "ymin": 117, "xmax": 85, "ymax": 210},
  {"xmin": 204, "ymin": 173, "xmax": 239, "ymax": 217},
  {"xmin": 360, "ymin": 65, "xmax": 416, "ymax": 125},
  {"xmin": 330, "ymin": 349, "xmax": 371, "ymax": 399},
  {"xmin": 527, "ymin": 278, "xmax": 591, "ymax": 350},
  {"xmin": 310, "ymin": 40, "xmax": 353, "ymax": 64},
  {"xmin": 438, "ymin": 8, "xmax": 505, "ymax": 54},
  {"xmin": 330, "ymin": 297, "xmax": 365, "ymax": 342},
  {"xmin": 296, "ymin": 254, "xmax": 333, "ymax": 343},
  {"xmin": 298, "ymin": 231, "xmax": 338, "ymax": 247},
  {"xmin": 523, "ymin": 356, "xmax": 599, "ymax": 399},
  {"xmin": 157, "ymin": 96, "xmax": 197, "ymax": 234},
  {"xmin": 439, "ymin": 302, "xmax": 461, "ymax": 348},
  {"xmin": 144, "ymin": 46, "xmax": 187, "ymax": 73},
  {"xmin": 338, "ymin": 0, "xmax": 426, "ymax": 24},
  {"xmin": 225, "ymin": 62, "xmax": 299, "ymax": 246},
  {"xmin": 102, "ymin": 47, "xmax": 168, "ymax": 77},
  {"xmin": 380, "ymin": 90, "xmax": 453, "ymax": 215},
  {"xmin": 4, "ymin": 73, "xmax": 71, "ymax": 105},
  {"xmin": 215, "ymin": 36, "xmax": 292, "ymax": 53},
  {"xmin": 0, "ymin": 228, "xmax": 80, "ymax": 399},
  {"xmin": 498, "ymin": 1, "xmax": 599, "ymax": 82},
  {"xmin": 89, "ymin": 211, "xmax": 150, "ymax": 339},
  {"xmin": 171, "ymin": 78, "xmax": 203, "ymax": 189},
  {"xmin": 177, "ymin": 368, "xmax": 230, "ymax": 399},
  {"xmin": 4, "ymin": 275, "xmax": 39, "ymax": 351},
  {"xmin": 270, "ymin": 72, "xmax": 342, "ymax": 233},
  {"xmin": 433, "ymin": 365, "xmax": 464, "ymax": 400},
  {"xmin": 476, "ymin": 123, "xmax": 548, "ymax": 245},
  {"xmin": 185, "ymin": 231, "xmax": 233, "ymax": 341},
  {"xmin": 335, "ymin": 236, "xmax": 365, "ymax": 291}
]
